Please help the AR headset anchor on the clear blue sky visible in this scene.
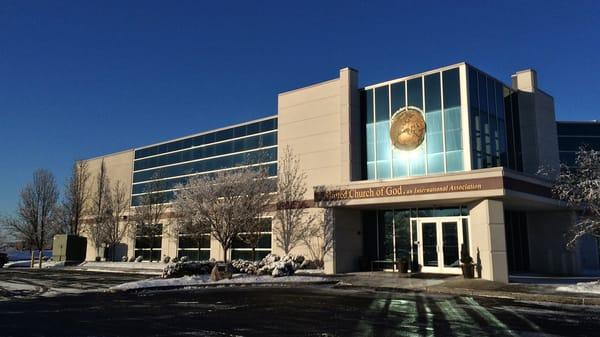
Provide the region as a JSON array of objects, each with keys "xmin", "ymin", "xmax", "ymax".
[{"xmin": 1, "ymin": 0, "xmax": 599, "ymax": 214}]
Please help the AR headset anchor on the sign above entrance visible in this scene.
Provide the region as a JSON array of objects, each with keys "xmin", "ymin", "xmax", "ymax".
[
  {"xmin": 314, "ymin": 177, "xmax": 503, "ymax": 202},
  {"xmin": 389, "ymin": 107, "xmax": 426, "ymax": 151}
]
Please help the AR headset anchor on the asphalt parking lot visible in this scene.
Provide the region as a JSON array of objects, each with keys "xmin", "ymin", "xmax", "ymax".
[
  {"xmin": 0, "ymin": 268, "xmax": 147, "ymax": 299},
  {"xmin": 1, "ymin": 269, "xmax": 600, "ymax": 336}
]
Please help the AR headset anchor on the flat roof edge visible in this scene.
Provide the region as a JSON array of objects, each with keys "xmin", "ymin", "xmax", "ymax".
[
  {"xmin": 363, "ymin": 62, "xmax": 467, "ymax": 90},
  {"xmin": 278, "ymin": 77, "xmax": 340, "ymax": 96},
  {"xmin": 81, "ymin": 148, "xmax": 135, "ymax": 162},
  {"xmin": 135, "ymin": 114, "xmax": 278, "ymax": 151}
]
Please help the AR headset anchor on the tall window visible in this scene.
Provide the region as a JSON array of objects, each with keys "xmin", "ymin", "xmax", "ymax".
[
  {"xmin": 468, "ymin": 66, "xmax": 521, "ymax": 170},
  {"xmin": 178, "ymin": 233, "xmax": 211, "ymax": 260},
  {"xmin": 231, "ymin": 218, "xmax": 272, "ymax": 261},
  {"xmin": 134, "ymin": 224, "xmax": 163, "ymax": 261}
]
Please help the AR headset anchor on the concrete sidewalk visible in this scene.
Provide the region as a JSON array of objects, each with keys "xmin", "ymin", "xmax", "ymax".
[
  {"xmin": 333, "ymin": 272, "xmax": 448, "ymax": 291},
  {"xmin": 333, "ymin": 272, "xmax": 600, "ymax": 306},
  {"xmin": 67, "ymin": 261, "xmax": 164, "ymax": 275}
]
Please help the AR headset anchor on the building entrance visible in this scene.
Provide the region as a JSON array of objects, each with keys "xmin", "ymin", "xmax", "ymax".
[
  {"xmin": 362, "ymin": 207, "xmax": 469, "ymax": 274},
  {"xmin": 417, "ymin": 217, "xmax": 464, "ymax": 274}
]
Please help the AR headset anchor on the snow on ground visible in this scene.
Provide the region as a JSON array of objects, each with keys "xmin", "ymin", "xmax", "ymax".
[
  {"xmin": 78, "ymin": 261, "xmax": 166, "ymax": 270},
  {"xmin": 294, "ymin": 269, "xmax": 325, "ymax": 275},
  {"xmin": 556, "ymin": 280, "xmax": 600, "ymax": 294},
  {"xmin": 3, "ymin": 260, "xmax": 65, "ymax": 269},
  {"xmin": 111, "ymin": 274, "xmax": 332, "ymax": 292}
]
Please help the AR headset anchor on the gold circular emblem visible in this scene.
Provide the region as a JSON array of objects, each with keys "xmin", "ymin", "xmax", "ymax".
[{"xmin": 389, "ymin": 108, "xmax": 426, "ymax": 150}]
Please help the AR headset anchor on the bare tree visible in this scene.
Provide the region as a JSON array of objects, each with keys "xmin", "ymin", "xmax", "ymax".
[
  {"xmin": 302, "ymin": 208, "xmax": 335, "ymax": 268},
  {"xmin": 88, "ymin": 160, "xmax": 111, "ymax": 260},
  {"xmin": 61, "ymin": 160, "xmax": 90, "ymax": 235},
  {"xmin": 172, "ymin": 181, "xmax": 211, "ymax": 261},
  {"xmin": 3, "ymin": 169, "xmax": 59, "ymax": 268},
  {"xmin": 551, "ymin": 147, "xmax": 600, "ymax": 249},
  {"xmin": 130, "ymin": 174, "xmax": 167, "ymax": 262},
  {"xmin": 0, "ymin": 222, "xmax": 11, "ymax": 252},
  {"xmin": 102, "ymin": 181, "xmax": 131, "ymax": 261},
  {"xmin": 274, "ymin": 146, "xmax": 314, "ymax": 255},
  {"xmin": 172, "ymin": 167, "xmax": 272, "ymax": 263}
]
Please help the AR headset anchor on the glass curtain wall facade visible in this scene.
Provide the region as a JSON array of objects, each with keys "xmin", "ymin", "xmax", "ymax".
[
  {"xmin": 467, "ymin": 66, "xmax": 522, "ymax": 171},
  {"xmin": 557, "ymin": 121, "xmax": 600, "ymax": 165},
  {"xmin": 131, "ymin": 117, "xmax": 278, "ymax": 206},
  {"xmin": 362, "ymin": 67, "xmax": 464, "ymax": 180}
]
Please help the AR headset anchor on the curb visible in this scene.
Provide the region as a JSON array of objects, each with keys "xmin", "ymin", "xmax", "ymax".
[{"xmin": 109, "ymin": 279, "xmax": 339, "ymax": 293}]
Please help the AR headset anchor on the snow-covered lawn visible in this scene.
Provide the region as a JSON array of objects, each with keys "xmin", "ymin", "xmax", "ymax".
[
  {"xmin": 556, "ymin": 280, "xmax": 600, "ymax": 294},
  {"xmin": 111, "ymin": 274, "xmax": 333, "ymax": 292}
]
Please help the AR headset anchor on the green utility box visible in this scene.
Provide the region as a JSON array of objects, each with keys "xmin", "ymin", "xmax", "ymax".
[{"xmin": 52, "ymin": 235, "xmax": 87, "ymax": 264}]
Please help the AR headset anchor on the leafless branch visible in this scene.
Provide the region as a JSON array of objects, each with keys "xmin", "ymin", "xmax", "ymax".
[
  {"xmin": 172, "ymin": 166, "xmax": 273, "ymax": 262},
  {"xmin": 550, "ymin": 147, "xmax": 600, "ymax": 249},
  {"xmin": 2, "ymin": 169, "xmax": 59, "ymax": 267},
  {"xmin": 274, "ymin": 146, "xmax": 315, "ymax": 255}
]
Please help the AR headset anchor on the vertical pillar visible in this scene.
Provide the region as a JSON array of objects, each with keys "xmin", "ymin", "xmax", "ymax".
[
  {"xmin": 469, "ymin": 199, "xmax": 509, "ymax": 283},
  {"xmin": 339, "ymin": 67, "xmax": 360, "ymax": 183},
  {"xmin": 323, "ymin": 208, "xmax": 336, "ymax": 275},
  {"xmin": 211, "ymin": 237, "xmax": 225, "ymax": 261}
]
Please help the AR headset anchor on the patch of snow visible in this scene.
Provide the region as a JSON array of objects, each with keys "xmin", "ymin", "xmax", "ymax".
[
  {"xmin": 3, "ymin": 260, "xmax": 64, "ymax": 269},
  {"xmin": 79, "ymin": 261, "xmax": 166, "ymax": 270},
  {"xmin": 295, "ymin": 269, "xmax": 325, "ymax": 275},
  {"xmin": 111, "ymin": 274, "xmax": 332, "ymax": 292},
  {"xmin": 556, "ymin": 280, "xmax": 600, "ymax": 294}
]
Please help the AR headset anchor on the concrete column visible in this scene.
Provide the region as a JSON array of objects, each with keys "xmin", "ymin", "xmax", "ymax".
[
  {"xmin": 126, "ymin": 236, "xmax": 135, "ymax": 260},
  {"xmin": 211, "ymin": 237, "xmax": 225, "ymax": 261},
  {"xmin": 160, "ymin": 222, "xmax": 175, "ymax": 260},
  {"xmin": 338, "ymin": 67, "xmax": 361, "ymax": 183},
  {"xmin": 469, "ymin": 199, "xmax": 509, "ymax": 283}
]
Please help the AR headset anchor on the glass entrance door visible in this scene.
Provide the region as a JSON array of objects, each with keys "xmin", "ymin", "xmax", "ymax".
[
  {"xmin": 417, "ymin": 218, "xmax": 464, "ymax": 273},
  {"xmin": 421, "ymin": 222, "xmax": 438, "ymax": 267},
  {"xmin": 441, "ymin": 221, "xmax": 460, "ymax": 268}
]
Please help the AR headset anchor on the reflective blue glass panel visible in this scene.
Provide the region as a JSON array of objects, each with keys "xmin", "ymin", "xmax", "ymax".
[
  {"xmin": 365, "ymin": 89, "xmax": 376, "ymax": 179},
  {"xmin": 391, "ymin": 82, "xmax": 408, "ymax": 177},
  {"xmin": 443, "ymin": 68, "xmax": 463, "ymax": 171},
  {"xmin": 425, "ymin": 73, "xmax": 443, "ymax": 174},
  {"xmin": 375, "ymin": 86, "xmax": 391, "ymax": 179},
  {"xmin": 407, "ymin": 78, "xmax": 423, "ymax": 109}
]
